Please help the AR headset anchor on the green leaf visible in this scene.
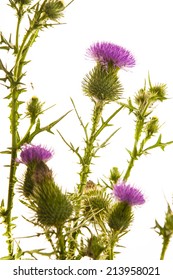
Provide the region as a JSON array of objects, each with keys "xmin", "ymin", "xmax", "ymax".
[
  {"xmin": 36, "ymin": 118, "xmax": 41, "ymax": 130},
  {"xmin": 0, "ymin": 150, "xmax": 11, "ymax": 154},
  {"xmin": 57, "ymin": 130, "xmax": 83, "ymax": 163},
  {"xmin": 95, "ymin": 128, "xmax": 120, "ymax": 152},
  {"xmin": 0, "ymin": 199, "xmax": 4, "ymax": 207},
  {"xmin": 21, "ymin": 110, "xmax": 72, "ymax": 144},
  {"xmin": 0, "ymin": 46, "xmax": 10, "ymax": 51},
  {"xmin": 94, "ymin": 105, "xmax": 123, "ymax": 138},
  {"xmin": 0, "ymin": 256, "xmax": 14, "ymax": 260},
  {"xmin": 70, "ymin": 97, "xmax": 88, "ymax": 141}
]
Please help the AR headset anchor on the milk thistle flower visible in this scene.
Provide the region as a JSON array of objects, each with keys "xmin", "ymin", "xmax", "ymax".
[
  {"xmin": 86, "ymin": 42, "xmax": 135, "ymax": 70},
  {"xmin": 17, "ymin": 144, "xmax": 53, "ymax": 165},
  {"xmin": 113, "ymin": 181, "xmax": 145, "ymax": 206}
]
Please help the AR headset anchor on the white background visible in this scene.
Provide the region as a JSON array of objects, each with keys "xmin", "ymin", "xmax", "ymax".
[{"xmin": 1, "ymin": 0, "xmax": 173, "ymax": 260}]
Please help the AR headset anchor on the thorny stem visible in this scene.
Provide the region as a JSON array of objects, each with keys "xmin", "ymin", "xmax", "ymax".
[
  {"xmin": 6, "ymin": 149, "xmax": 17, "ymax": 257},
  {"xmin": 5, "ymin": 8, "xmax": 43, "ymax": 258},
  {"xmin": 5, "ymin": 21, "xmax": 29, "ymax": 259},
  {"xmin": 45, "ymin": 231, "xmax": 59, "ymax": 259},
  {"xmin": 15, "ymin": 6, "xmax": 23, "ymax": 53},
  {"xmin": 160, "ymin": 235, "xmax": 171, "ymax": 260},
  {"xmin": 109, "ymin": 241, "xmax": 114, "ymax": 260},
  {"xmin": 123, "ymin": 118, "xmax": 144, "ymax": 181},
  {"xmin": 3, "ymin": 0, "xmax": 75, "ymax": 259},
  {"xmin": 68, "ymin": 101, "xmax": 104, "ymax": 258},
  {"xmin": 79, "ymin": 101, "xmax": 104, "ymax": 193},
  {"xmin": 57, "ymin": 228, "xmax": 66, "ymax": 260},
  {"xmin": 108, "ymin": 232, "xmax": 118, "ymax": 260}
]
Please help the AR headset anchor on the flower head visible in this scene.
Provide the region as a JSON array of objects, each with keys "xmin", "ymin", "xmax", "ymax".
[
  {"xmin": 17, "ymin": 144, "xmax": 53, "ymax": 165},
  {"xmin": 113, "ymin": 181, "xmax": 145, "ymax": 206},
  {"xmin": 43, "ymin": 0, "xmax": 64, "ymax": 21},
  {"xmin": 86, "ymin": 42, "xmax": 135, "ymax": 69}
]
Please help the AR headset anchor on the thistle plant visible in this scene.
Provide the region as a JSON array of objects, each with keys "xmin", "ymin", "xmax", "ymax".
[
  {"xmin": 0, "ymin": 0, "xmax": 74, "ymax": 259},
  {"xmin": 0, "ymin": 1, "xmax": 173, "ymax": 260}
]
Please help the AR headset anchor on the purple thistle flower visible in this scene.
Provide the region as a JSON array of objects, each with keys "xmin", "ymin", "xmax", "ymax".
[
  {"xmin": 86, "ymin": 42, "xmax": 135, "ymax": 70},
  {"xmin": 113, "ymin": 181, "xmax": 145, "ymax": 206},
  {"xmin": 17, "ymin": 144, "xmax": 53, "ymax": 165}
]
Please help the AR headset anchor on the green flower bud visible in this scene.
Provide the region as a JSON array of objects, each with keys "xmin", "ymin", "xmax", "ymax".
[
  {"xmin": 149, "ymin": 84, "xmax": 167, "ymax": 102},
  {"xmin": 43, "ymin": 0, "xmax": 64, "ymax": 21},
  {"xmin": 109, "ymin": 167, "xmax": 121, "ymax": 184},
  {"xmin": 33, "ymin": 181, "xmax": 73, "ymax": 228},
  {"xmin": 26, "ymin": 96, "xmax": 44, "ymax": 123},
  {"xmin": 83, "ymin": 190, "xmax": 110, "ymax": 220},
  {"xmin": 82, "ymin": 64, "xmax": 123, "ymax": 103},
  {"xmin": 145, "ymin": 116, "xmax": 159, "ymax": 138},
  {"xmin": 134, "ymin": 89, "xmax": 149, "ymax": 107},
  {"xmin": 108, "ymin": 202, "xmax": 133, "ymax": 232},
  {"xmin": 84, "ymin": 235, "xmax": 105, "ymax": 259}
]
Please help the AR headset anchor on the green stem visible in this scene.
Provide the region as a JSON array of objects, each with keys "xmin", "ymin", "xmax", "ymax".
[
  {"xmin": 108, "ymin": 232, "xmax": 118, "ymax": 260},
  {"xmin": 123, "ymin": 118, "xmax": 144, "ymax": 181},
  {"xmin": 68, "ymin": 102, "xmax": 104, "ymax": 259},
  {"xmin": 17, "ymin": 29, "xmax": 39, "ymax": 79},
  {"xmin": 109, "ymin": 245, "xmax": 114, "ymax": 260},
  {"xmin": 15, "ymin": 3, "xmax": 24, "ymax": 54},
  {"xmin": 18, "ymin": 122, "xmax": 34, "ymax": 147},
  {"xmin": 57, "ymin": 229, "xmax": 66, "ymax": 260},
  {"xmin": 6, "ymin": 152, "xmax": 17, "ymax": 257},
  {"xmin": 15, "ymin": 18, "xmax": 21, "ymax": 53},
  {"xmin": 160, "ymin": 235, "xmax": 171, "ymax": 260},
  {"xmin": 79, "ymin": 101, "xmax": 104, "ymax": 193},
  {"xmin": 45, "ymin": 231, "xmax": 59, "ymax": 259},
  {"xmin": 5, "ymin": 10, "xmax": 41, "ymax": 258}
]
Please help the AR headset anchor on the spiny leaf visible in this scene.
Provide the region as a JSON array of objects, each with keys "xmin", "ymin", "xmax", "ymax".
[
  {"xmin": 94, "ymin": 105, "xmax": 123, "ymax": 138},
  {"xmin": 70, "ymin": 97, "xmax": 88, "ymax": 141},
  {"xmin": 57, "ymin": 130, "xmax": 83, "ymax": 163},
  {"xmin": 0, "ymin": 150, "xmax": 11, "ymax": 154},
  {"xmin": 0, "ymin": 256, "xmax": 14, "ymax": 260},
  {"xmin": 23, "ymin": 110, "xmax": 72, "ymax": 143},
  {"xmin": 96, "ymin": 128, "xmax": 120, "ymax": 150}
]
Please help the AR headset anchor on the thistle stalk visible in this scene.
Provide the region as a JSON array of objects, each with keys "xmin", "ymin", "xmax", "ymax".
[
  {"xmin": 123, "ymin": 118, "xmax": 144, "ymax": 181},
  {"xmin": 160, "ymin": 236, "xmax": 171, "ymax": 260},
  {"xmin": 5, "ymin": 2, "xmax": 48, "ymax": 257},
  {"xmin": 79, "ymin": 101, "xmax": 104, "ymax": 193},
  {"xmin": 68, "ymin": 101, "xmax": 104, "ymax": 258},
  {"xmin": 5, "ymin": 19, "xmax": 27, "ymax": 259},
  {"xmin": 108, "ymin": 232, "xmax": 118, "ymax": 260}
]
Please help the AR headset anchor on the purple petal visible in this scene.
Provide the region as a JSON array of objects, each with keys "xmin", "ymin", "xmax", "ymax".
[
  {"xmin": 113, "ymin": 181, "xmax": 145, "ymax": 206},
  {"xmin": 86, "ymin": 42, "xmax": 135, "ymax": 69},
  {"xmin": 17, "ymin": 144, "xmax": 53, "ymax": 165}
]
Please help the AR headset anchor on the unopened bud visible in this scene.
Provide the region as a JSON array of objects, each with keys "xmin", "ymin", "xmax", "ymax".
[
  {"xmin": 149, "ymin": 84, "xmax": 167, "ymax": 102},
  {"xmin": 43, "ymin": 0, "xmax": 64, "ymax": 21},
  {"xmin": 109, "ymin": 167, "xmax": 121, "ymax": 184},
  {"xmin": 145, "ymin": 116, "xmax": 159, "ymax": 138},
  {"xmin": 134, "ymin": 89, "xmax": 149, "ymax": 106},
  {"xmin": 85, "ymin": 236, "xmax": 105, "ymax": 259},
  {"xmin": 108, "ymin": 202, "xmax": 133, "ymax": 232},
  {"xmin": 26, "ymin": 96, "xmax": 44, "ymax": 123}
]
